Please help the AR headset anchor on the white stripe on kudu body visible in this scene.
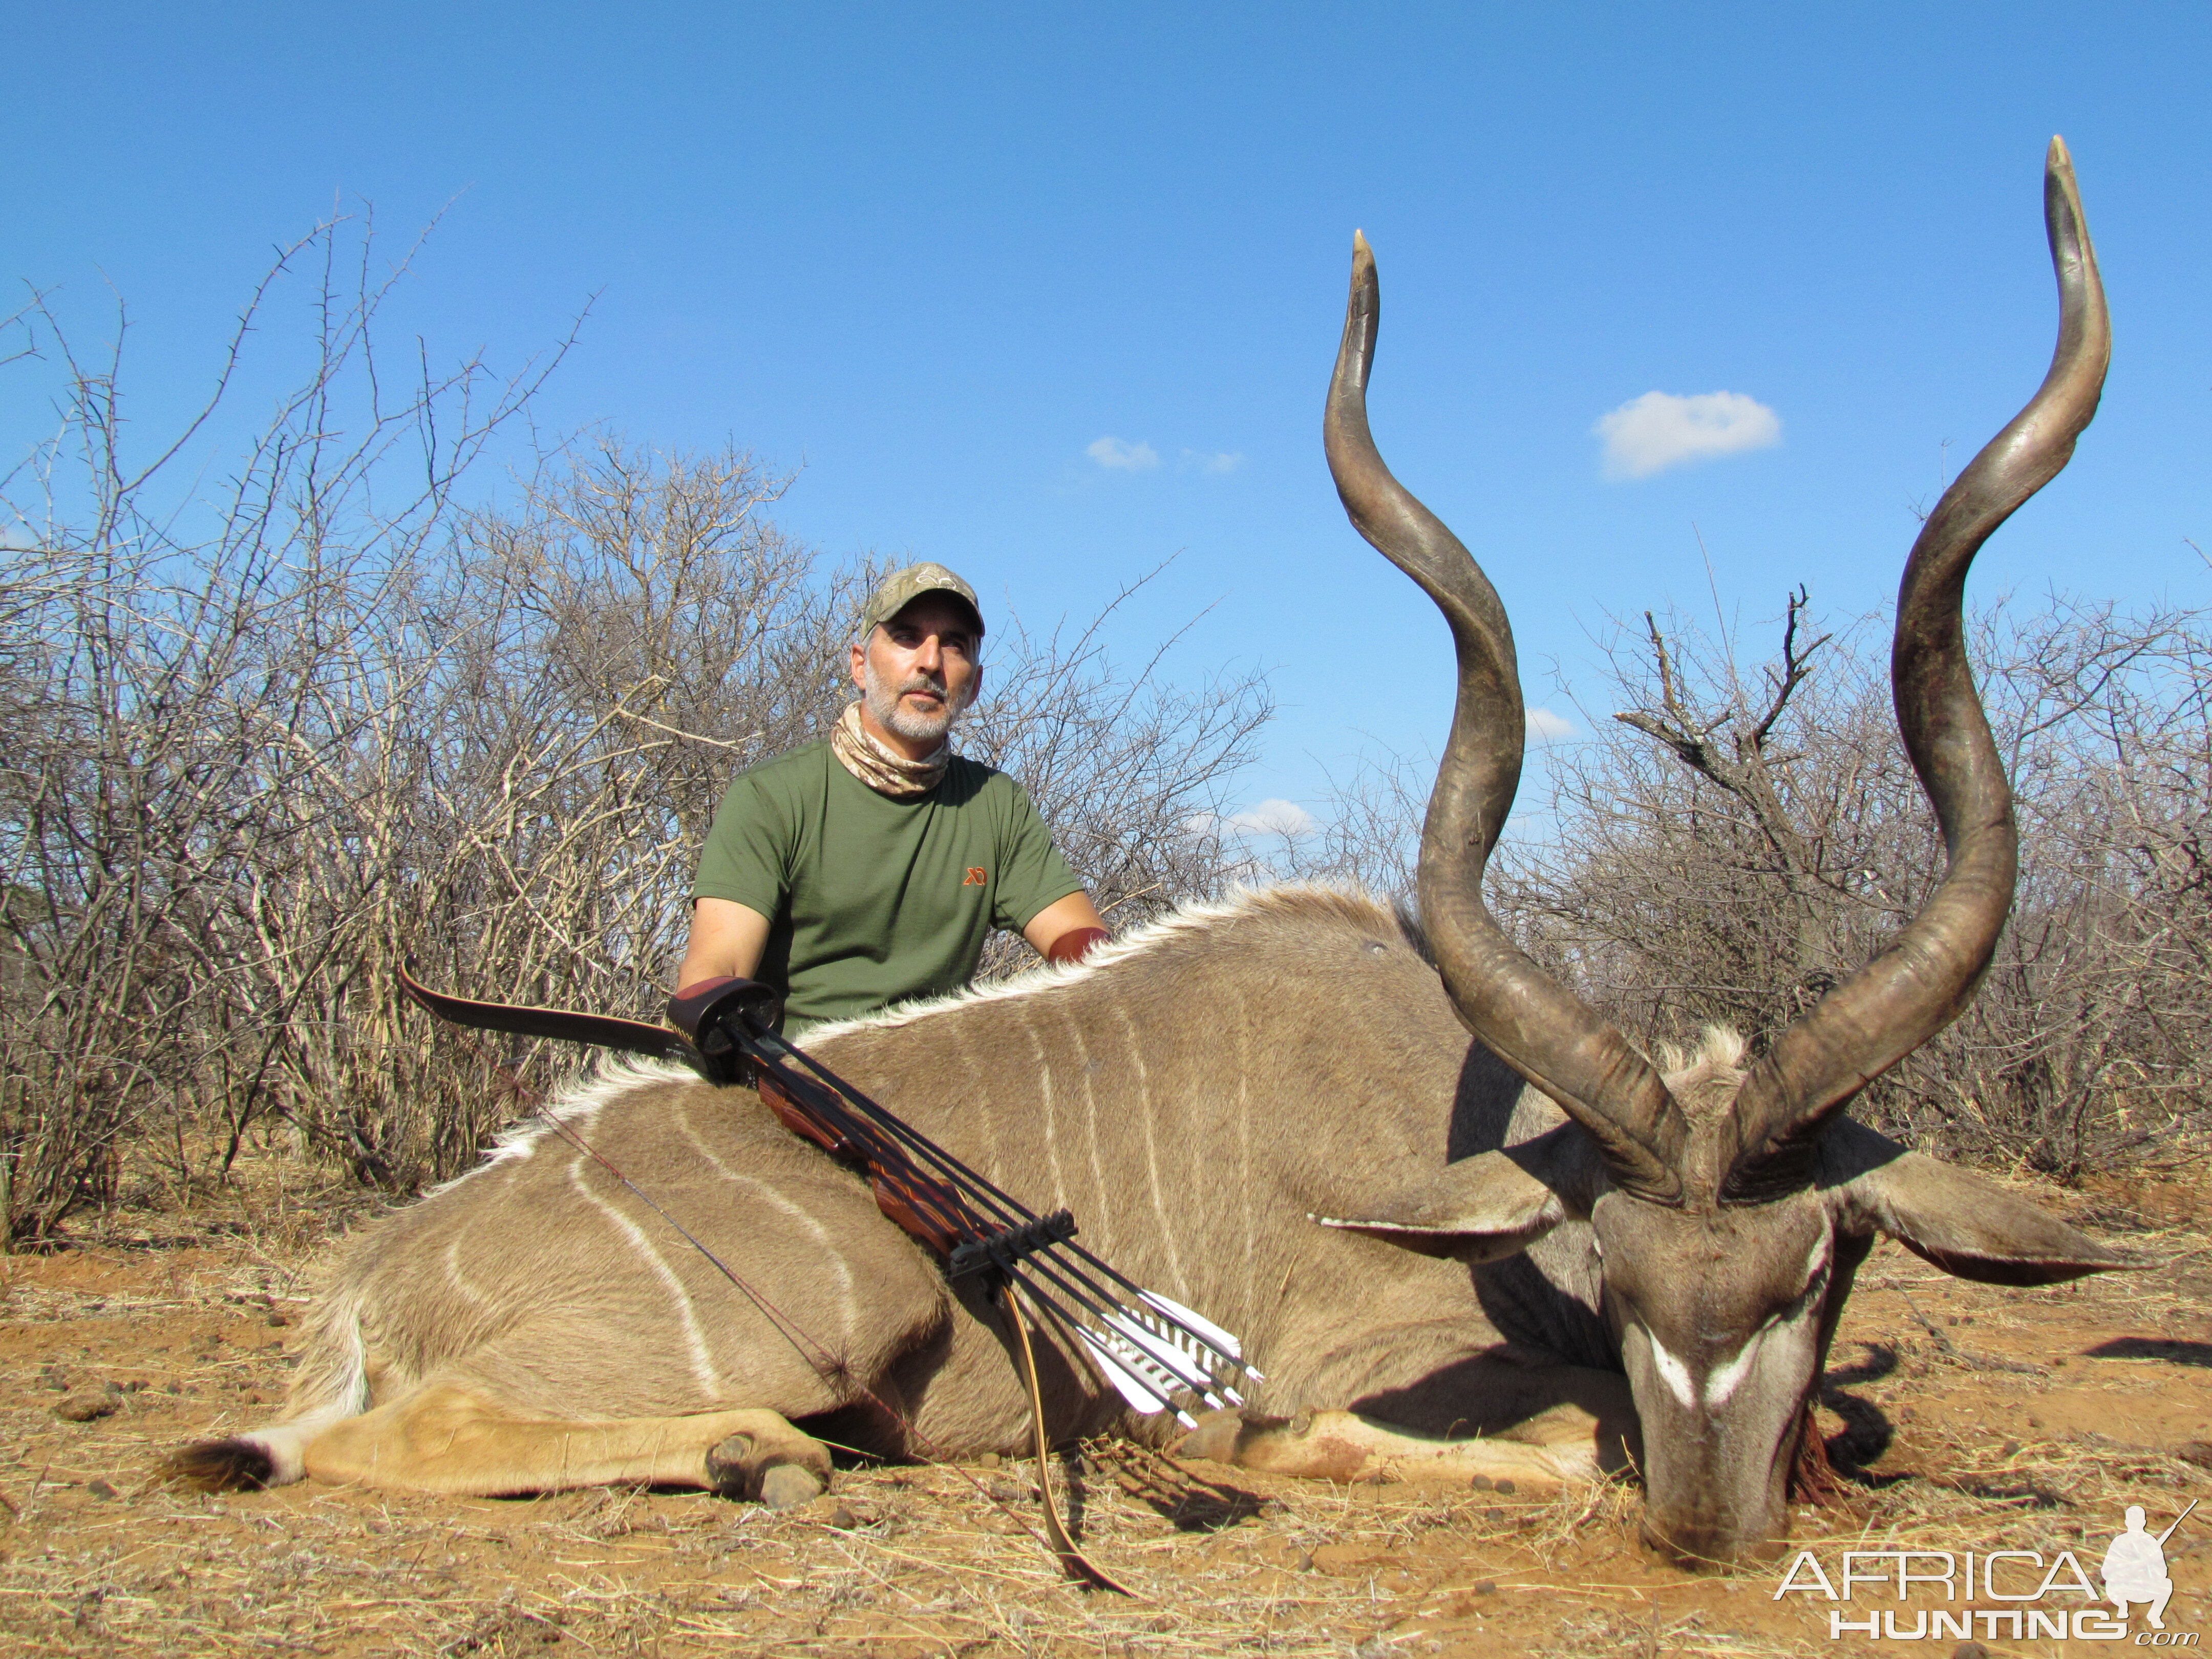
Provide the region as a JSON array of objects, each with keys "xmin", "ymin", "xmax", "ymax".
[
  {"xmin": 1061, "ymin": 1002, "xmax": 1114, "ymax": 1248},
  {"xmin": 673, "ymin": 1109, "xmax": 858, "ymax": 1348},
  {"xmin": 1116, "ymin": 1002, "xmax": 1188, "ymax": 1294},
  {"xmin": 565, "ymin": 1156, "xmax": 722, "ymax": 1401},
  {"xmin": 1020, "ymin": 1007, "xmax": 1071, "ymax": 1215}
]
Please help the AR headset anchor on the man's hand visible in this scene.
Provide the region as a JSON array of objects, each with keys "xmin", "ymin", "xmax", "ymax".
[
  {"xmin": 678, "ymin": 898, "xmax": 773, "ymax": 995},
  {"xmin": 1025, "ymin": 892, "xmax": 1110, "ymax": 966}
]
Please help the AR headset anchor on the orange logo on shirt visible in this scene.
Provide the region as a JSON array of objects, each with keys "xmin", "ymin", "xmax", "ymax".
[{"xmin": 963, "ymin": 867, "xmax": 988, "ymax": 886}]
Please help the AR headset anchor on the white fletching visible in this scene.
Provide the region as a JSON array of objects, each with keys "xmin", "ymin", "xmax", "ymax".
[
  {"xmin": 1070, "ymin": 1310, "xmax": 1228, "ymax": 1429},
  {"xmin": 1104, "ymin": 1307, "xmax": 1226, "ymax": 1400},
  {"xmin": 1090, "ymin": 1317, "xmax": 1209, "ymax": 1412},
  {"xmin": 1075, "ymin": 1327, "xmax": 1173, "ymax": 1417},
  {"xmin": 1138, "ymin": 1289, "xmax": 1244, "ymax": 1362},
  {"xmin": 1007, "ymin": 1259, "xmax": 1260, "ymax": 1427}
]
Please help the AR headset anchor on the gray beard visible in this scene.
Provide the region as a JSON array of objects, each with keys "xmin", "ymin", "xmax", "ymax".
[{"xmin": 864, "ymin": 661, "xmax": 967, "ymax": 745}]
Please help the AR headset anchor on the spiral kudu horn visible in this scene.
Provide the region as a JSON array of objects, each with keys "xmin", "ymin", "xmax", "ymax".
[
  {"xmin": 1325, "ymin": 232, "xmax": 1692, "ymax": 1205},
  {"xmin": 1721, "ymin": 138, "xmax": 2111, "ymax": 1200}
]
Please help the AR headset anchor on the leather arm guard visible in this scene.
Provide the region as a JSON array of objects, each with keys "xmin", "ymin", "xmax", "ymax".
[{"xmin": 667, "ymin": 976, "xmax": 783, "ymax": 1084}]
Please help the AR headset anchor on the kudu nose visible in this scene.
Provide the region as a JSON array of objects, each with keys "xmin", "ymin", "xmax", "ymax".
[{"xmin": 1639, "ymin": 1511, "xmax": 1792, "ymax": 1571}]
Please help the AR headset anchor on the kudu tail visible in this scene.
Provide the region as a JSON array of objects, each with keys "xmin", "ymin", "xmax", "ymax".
[{"xmin": 160, "ymin": 1287, "xmax": 372, "ymax": 1491}]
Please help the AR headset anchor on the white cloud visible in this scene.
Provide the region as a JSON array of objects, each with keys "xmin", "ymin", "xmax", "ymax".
[
  {"xmin": 1086, "ymin": 435, "xmax": 1159, "ymax": 471},
  {"xmin": 1181, "ymin": 448, "xmax": 1244, "ymax": 475},
  {"xmin": 1526, "ymin": 706, "xmax": 1577, "ymax": 741},
  {"xmin": 1225, "ymin": 798, "xmax": 1318, "ymax": 839},
  {"xmin": 1593, "ymin": 390, "xmax": 1781, "ymax": 480},
  {"xmin": 1185, "ymin": 799, "xmax": 1320, "ymax": 841}
]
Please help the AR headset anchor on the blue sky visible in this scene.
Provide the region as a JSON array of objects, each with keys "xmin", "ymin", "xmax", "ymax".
[{"xmin": 6, "ymin": 4, "xmax": 2207, "ymax": 826}]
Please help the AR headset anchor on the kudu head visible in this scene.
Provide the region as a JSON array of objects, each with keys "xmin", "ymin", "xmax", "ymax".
[{"xmin": 1318, "ymin": 139, "xmax": 2129, "ymax": 1566}]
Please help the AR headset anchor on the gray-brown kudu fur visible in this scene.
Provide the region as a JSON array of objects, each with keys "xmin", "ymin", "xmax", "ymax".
[{"xmin": 172, "ymin": 139, "xmax": 2129, "ymax": 1565}]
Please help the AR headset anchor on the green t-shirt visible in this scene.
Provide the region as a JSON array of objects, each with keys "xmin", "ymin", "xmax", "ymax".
[{"xmin": 692, "ymin": 741, "xmax": 1083, "ymax": 1035}]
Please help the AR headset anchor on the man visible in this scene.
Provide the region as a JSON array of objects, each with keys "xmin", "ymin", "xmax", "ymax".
[{"xmin": 676, "ymin": 562, "xmax": 1109, "ymax": 1037}]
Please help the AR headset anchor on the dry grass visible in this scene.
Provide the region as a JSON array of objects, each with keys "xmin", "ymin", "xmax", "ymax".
[{"xmin": 1, "ymin": 1165, "xmax": 2207, "ymax": 1656}]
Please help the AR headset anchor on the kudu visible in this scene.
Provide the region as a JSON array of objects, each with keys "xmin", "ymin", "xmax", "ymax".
[{"xmin": 172, "ymin": 139, "xmax": 2125, "ymax": 1566}]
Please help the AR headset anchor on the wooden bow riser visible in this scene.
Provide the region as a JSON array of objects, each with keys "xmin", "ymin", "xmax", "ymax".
[{"xmin": 755, "ymin": 1070, "xmax": 990, "ymax": 1258}]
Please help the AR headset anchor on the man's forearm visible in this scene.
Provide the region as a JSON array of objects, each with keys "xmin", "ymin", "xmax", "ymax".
[
  {"xmin": 1024, "ymin": 891, "xmax": 1109, "ymax": 965},
  {"xmin": 678, "ymin": 898, "xmax": 773, "ymax": 993}
]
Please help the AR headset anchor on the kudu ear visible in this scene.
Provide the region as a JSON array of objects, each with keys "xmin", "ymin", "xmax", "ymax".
[
  {"xmin": 1311, "ymin": 1122, "xmax": 1600, "ymax": 1264},
  {"xmin": 1819, "ymin": 1117, "xmax": 2133, "ymax": 1286}
]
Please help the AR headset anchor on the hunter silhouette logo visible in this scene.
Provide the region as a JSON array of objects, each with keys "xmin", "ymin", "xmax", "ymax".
[
  {"xmin": 2105, "ymin": 1501, "xmax": 2195, "ymax": 1630},
  {"xmin": 962, "ymin": 867, "xmax": 987, "ymax": 886},
  {"xmin": 1773, "ymin": 1499, "xmax": 2199, "ymax": 1643}
]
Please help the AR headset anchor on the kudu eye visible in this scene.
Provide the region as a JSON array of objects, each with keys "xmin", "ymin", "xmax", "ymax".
[{"xmin": 1759, "ymin": 1253, "xmax": 1832, "ymax": 1335}]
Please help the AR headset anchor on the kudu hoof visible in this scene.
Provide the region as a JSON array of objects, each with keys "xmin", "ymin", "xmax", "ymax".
[
  {"xmin": 1175, "ymin": 1407, "xmax": 1293, "ymax": 1465},
  {"xmin": 707, "ymin": 1432, "xmax": 832, "ymax": 1508},
  {"xmin": 759, "ymin": 1463, "xmax": 827, "ymax": 1509}
]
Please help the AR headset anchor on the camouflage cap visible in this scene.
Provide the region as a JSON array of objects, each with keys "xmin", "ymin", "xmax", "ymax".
[{"xmin": 860, "ymin": 562, "xmax": 985, "ymax": 639}]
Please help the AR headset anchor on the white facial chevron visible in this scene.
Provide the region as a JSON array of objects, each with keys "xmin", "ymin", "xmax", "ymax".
[
  {"xmin": 1641, "ymin": 1233, "xmax": 1828, "ymax": 1410},
  {"xmin": 1646, "ymin": 1331, "xmax": 1700, "ymax": 1409}
]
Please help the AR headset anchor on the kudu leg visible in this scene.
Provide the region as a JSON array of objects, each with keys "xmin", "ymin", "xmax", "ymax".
[
  {"xmin": 302, "ymin": 1382, "xmax": 832, "ymax": 1503},
  {"xmin": 1180, "ymin": 1395, "xmax": 1626, "ymax": 1490},
  {"xmin": 1177, "ymin": 1356, "xmax": 1636, "ymax": 1488},
  {"xmin": 1179, "ymin": 1407, "xmax": 1592, "ymax": 1487}
]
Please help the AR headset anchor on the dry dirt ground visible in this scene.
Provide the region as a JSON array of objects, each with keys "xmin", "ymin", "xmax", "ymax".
[{"xmin": 2, "ymin": 1168, "xmax": 2207, "ymax": 1657}]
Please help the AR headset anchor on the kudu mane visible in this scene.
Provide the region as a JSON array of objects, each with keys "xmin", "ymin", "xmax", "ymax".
[{"xmin": 804, "ymin": 884, "xmax": 1414, "ymax": 1042}]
